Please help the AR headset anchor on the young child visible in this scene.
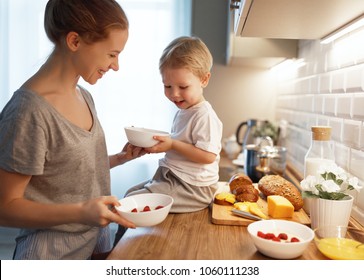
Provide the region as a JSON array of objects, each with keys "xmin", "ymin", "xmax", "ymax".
[{"xmin": 114, "ymin": 36, "xmax": 223, "ymax": 244}]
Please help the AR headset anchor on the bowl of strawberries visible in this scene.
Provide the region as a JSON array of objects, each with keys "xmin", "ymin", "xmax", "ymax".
[
  {"xmin": 115, "ymin": 193, "xmax": 174, "ymax": 227},
  {"xmin": 247, "ymin": 219, "xmax": 314, "ymax": 259}
]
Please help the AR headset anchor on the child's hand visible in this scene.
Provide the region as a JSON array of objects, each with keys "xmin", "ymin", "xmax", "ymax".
[{"xmin": 145, "ymin": 135, "xmax": 172, "ymax": 153}]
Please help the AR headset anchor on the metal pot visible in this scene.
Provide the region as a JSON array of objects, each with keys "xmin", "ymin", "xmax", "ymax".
[{"xmin": 244, "ymin": 137, "xmax": 287, "ymax": 183}]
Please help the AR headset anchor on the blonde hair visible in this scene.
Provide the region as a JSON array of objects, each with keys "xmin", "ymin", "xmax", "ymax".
[{"xmin": 159, "ymin": 36, "xmax": 213, "ymax": 79}]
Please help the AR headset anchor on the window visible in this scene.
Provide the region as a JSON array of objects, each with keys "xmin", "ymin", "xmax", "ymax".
[{"xmin": 0, "ymin": 0, "xmax": 191, "ymax": 197}]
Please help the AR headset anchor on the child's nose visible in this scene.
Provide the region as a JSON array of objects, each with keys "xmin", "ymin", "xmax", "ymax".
[{"xmin": 170, "ymin": 88, "xmax": 180, "ymax": 97}]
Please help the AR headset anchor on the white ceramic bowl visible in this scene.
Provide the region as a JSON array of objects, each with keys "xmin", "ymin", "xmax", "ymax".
[
  {"xmin": 247, "ymin": 220, "xmax": 314, "ymax": 259},
  {"xmin": 124, "ymin": 126, "xmax": 169, "ymax": 148},
  {"xmin": 115, "ymin": 193, "xmax": 174, "ymax": 227}
]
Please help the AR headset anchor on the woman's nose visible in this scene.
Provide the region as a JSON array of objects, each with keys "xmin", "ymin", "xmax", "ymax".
[{"xmin": 110, "ymin": 60, "xmax": 119, "ymax": 71}]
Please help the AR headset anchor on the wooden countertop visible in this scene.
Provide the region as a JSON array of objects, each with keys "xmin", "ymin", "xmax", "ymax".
[
  {"xmin": 108, "ymin": 154, "xmax": 362, "ymax": 260},
  {"xmin": 107, "ymin": 206, "xmax": 327, "ymax": 260}
]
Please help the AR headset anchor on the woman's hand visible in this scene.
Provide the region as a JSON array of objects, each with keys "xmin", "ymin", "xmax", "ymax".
[
  {"xmin": 109, "ymin": 143, "xmax": 147, "ymax": 168},
  {"xmin": 80, "ymin": 196, "xmax": 136, "ymax": 228}
]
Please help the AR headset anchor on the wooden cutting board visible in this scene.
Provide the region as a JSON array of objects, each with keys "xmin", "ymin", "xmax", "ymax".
[{"xmin": 211, "ymin": 183, "xmax": 311, "ymax": 226}]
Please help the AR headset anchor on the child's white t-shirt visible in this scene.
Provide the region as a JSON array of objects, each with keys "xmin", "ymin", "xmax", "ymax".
[{"xmin": 159, "ymin": 101, "xmax": 223, "ymax": 186}]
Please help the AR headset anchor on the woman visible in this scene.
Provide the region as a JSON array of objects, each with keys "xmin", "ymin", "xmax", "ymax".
[{"xmin": 0, "ymin": 0, "xmax": 143, "ymax": 259}]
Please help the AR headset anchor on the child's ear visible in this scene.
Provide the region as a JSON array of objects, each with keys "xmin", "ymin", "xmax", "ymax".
[
  {"xmin": 201, "ymin": 72, "xmax": 211, "ymax": 88},
  {"xmin": 66, "ymin": 31, "xmax": 81, "ymax": 51}
]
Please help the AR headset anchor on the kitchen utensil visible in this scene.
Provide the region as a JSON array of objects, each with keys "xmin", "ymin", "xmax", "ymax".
[
  {"xmin": 235, "ymin": 119, "xmax": 268, "ymax": 148},
  {"xmin": 115, "ymin": 193, "xmax": 174, "ymax": 227},
  {"xmin": 222, "ymin": 134, "xmax": 240, "ymax": 159},
  {"xmin": 124, "ymin": 126, "xmax": 169, "ymax": 148},
  {"xmin": 244, "ymin": 137, "xmax": 287, "ymax": 182},
  {"xmin": 314, "ymin": 226, "xmax": 364, "ymax": 260},
  {"xmin": 231, "ymin": 208, "xmax": 262, "ymax": 221},
  {"xmin": 247, "ymin": 220, "xmax": 314, "ymax": 259},
  {"xmin": 211, "ymin": 183, "xmax": 310, "ymax": 226}
]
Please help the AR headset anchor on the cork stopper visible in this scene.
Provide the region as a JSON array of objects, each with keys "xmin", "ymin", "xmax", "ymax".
[{"xmin": 311, "ymin": 126, "xmax": 331, "ymax": 141}]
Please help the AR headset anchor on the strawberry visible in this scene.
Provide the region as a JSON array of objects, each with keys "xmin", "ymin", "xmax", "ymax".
[
  {"xmin": 155, "ymin": 205, "xmax": 164, "ymax": 210},
  {"xmin": 131, "ymin": 208, "xmax": 138, "ymax": 213},
  {"xmin": 143, "ymin": 206, "xmax": 151, "ymax": 212},
  {"xmin": 257, "ymin": 231, "xmax": 266, "ymax": 239},
  {"xmin": 278, "ymin": 233, "xmax": 288, "ymax": 240},
  {"xmin": 272, "ymin": 236, "xmax": 281, "ymax": 242},
  {"xmin": 291, "ymin": 237, "xmax": 300, "ymax": 242},
  {"xmin": 264, "ymin": 233, "xmax": 275, "ymax": 240}
]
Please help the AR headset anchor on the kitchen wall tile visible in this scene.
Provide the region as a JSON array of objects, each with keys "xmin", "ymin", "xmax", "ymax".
[
  {"xmin": 352, "ymin": 93, "xmax": 364, "ymax": 120},
  {"xmin": 354, "ymin": 186, "xmax": 364, "ymax": 211},
  {"xmin": 300, "ymin": 126, "xmax": 311, "ymax": 149},
  {"xmin": 298, "ymin": 95, "xmax": 314, "ymax": 112},
  {"xmin": 334, "ymin": 143, "xmax": 349, "ymax": 169},
  {"xmin": 319, "ymin": 74, "xmax": 331, "ymax": 93},
  {"xmin": 313, "ymin": 95, "xmax": 324, "ymax": 114},
  {"xmin": 326, "ymin": 45, "xmax": 340, "ymax": 71},
  {"xmin": 310, "ymin": 76, "xmax": 319, "ymax": 94},
  {"xmin": 342, "ymin": 119, "xmax": 361, "ymax": 148},
  {"xmin": 345, "ymin": 65, "xmax": 364, "ymax": 92},
  {"xmin": 360, "ymin": 122, "xmax": 364, "ymax": 150},
  {"xmin": 331, "ymin": 70, "xmax": 345, "ymax": 93},
  {"xmin": 318, "ymin": 43, "xmax": 329, "ymax": 73},
  {"xmin": 323, "ymin": 95, "xmax": 336, "ymax": 116},
  {"xmin": 276, "ymin": 109, "xmax": 290, "ymax": 123},
  {"xmin": 306, "ymin": 114, "xmax": 319, "ymax": 131},
  {"xmin": 316, "ymin": 115, "xmax": 330, "ymax": 127},
  {"xmin": 327, "ymin": 117, "xmax": 342, "ymax": 142},
  {"xmin": 349, "ymin": 148, "xmax": 364, "ymax": 182},
  {"xmin": 298, "ymin": 78, "xmax": 310, "ymax": 94},
  {"xmin": 300, "ymin": 112, "xmax": 315, "ymax": 129},
  {"xmin": 335, "ymin": 94, "xmax": 351, "ymax": 118},
  {"xmin": 276, "ymin": 27, "xmax": 364, "ymax": 221},
  {"xmin": 341, "ymin": 28, "xmax": 364, "ymax": 66}
]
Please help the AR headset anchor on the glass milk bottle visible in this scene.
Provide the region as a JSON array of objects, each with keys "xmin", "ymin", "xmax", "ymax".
[{"xmin": 303, "ymin": 126, "xmax": 335, "ymax": 214}]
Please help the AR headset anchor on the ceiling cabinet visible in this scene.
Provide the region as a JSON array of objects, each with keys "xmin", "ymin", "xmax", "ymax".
[
  {"xmin": 191, "ymin": 0, "xmax": 295, "ymax": 67},
  {"xmin": 191, "ymin": 0, "xmax": 230, "ymax": 65},
  {"xmin": 233, "ymin": 0, "xmax": 364, "ymax": 39},
  {"xmin": 191, "ymin": 0, "xmax": 364, "ymax": 68}
]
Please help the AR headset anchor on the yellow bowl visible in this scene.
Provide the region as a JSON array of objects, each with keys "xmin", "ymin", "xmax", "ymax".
[{"xmin": 314, "ymin": 226, "xmax": 364, "ymax": 260}]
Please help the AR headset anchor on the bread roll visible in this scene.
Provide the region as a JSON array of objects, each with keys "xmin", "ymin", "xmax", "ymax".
[
  {"xmin": 214, "ymin": 192, "xmax": 236, "ymax": 205},
  {"xmin": 258, "ymin": 175, "xmax": 303, "ymax": 211},
  {"xmin": 229, "ymin": 173, "xmax": 259, "ymax": 202}
]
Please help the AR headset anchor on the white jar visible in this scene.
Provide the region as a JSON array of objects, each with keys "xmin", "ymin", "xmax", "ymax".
[{"xmin": 303, "ymin": 126, "xmax": 335, "ymax": 214}]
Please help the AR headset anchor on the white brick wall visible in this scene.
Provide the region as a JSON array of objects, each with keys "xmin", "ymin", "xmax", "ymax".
[{"xmin": 275, "ymin": 26, "xmax": 364, "ymax": 225}]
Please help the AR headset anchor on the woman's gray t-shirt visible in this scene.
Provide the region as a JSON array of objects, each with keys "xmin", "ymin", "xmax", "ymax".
[{"xmin": 0, "ymin": 87, "xmax": 111, "ymax": 258}]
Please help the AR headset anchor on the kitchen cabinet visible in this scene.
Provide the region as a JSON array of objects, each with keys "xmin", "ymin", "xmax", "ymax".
[
  {"xmin": 232, "ymin": 0, "xmax": 364, "ymax": 39},
  {"xmin": 229, "ymin": 0, "xmax": 364, "ymax": 68},
  {"xmin": 191, "ymin": 0, "xmax": 297, "ymax": 67},
  {"xmin": 228, "ymin": 37, "xmax": 297, "ymax": 67},
  {"xmin": 191, "ymin": 0, "xmax": 230, "ymax": 65},
  {"xmin": 192, "ymin": 0, "xmax": 364, "ymax": 68}
]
